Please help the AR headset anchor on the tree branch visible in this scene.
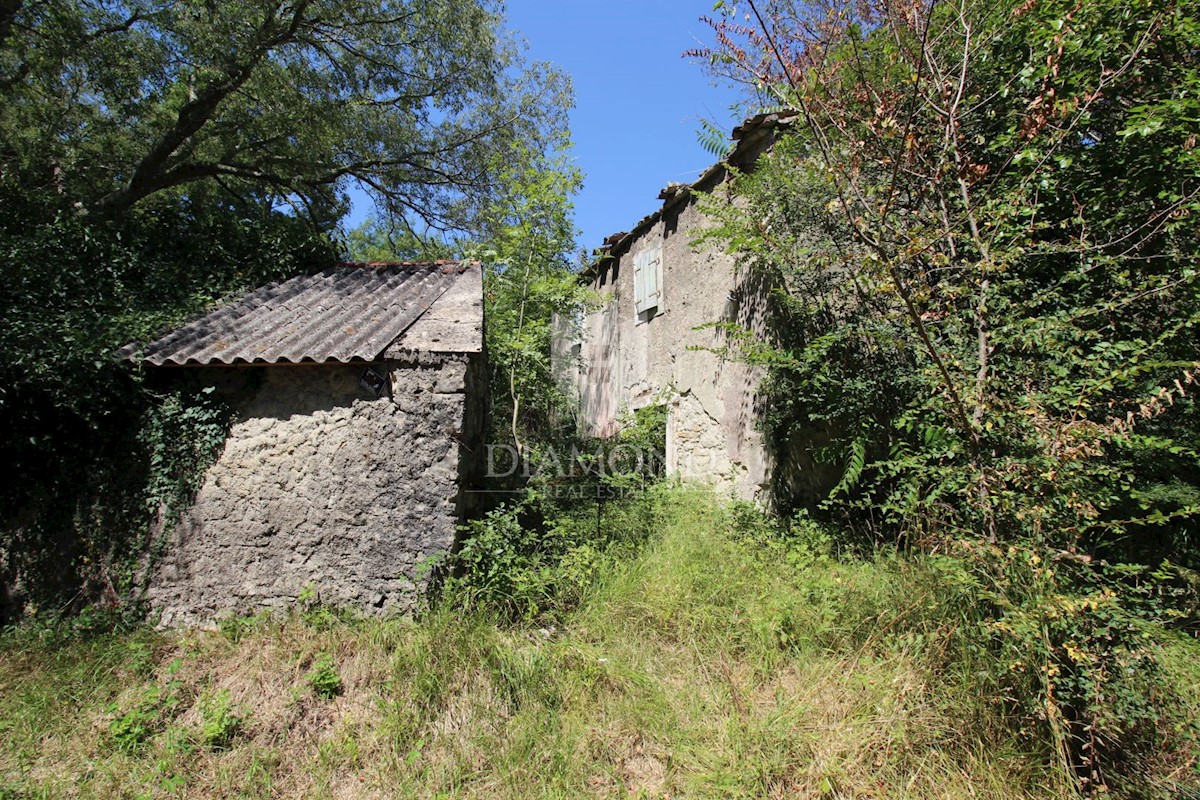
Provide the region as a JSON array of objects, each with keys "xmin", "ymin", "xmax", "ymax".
[{"xmin": 90, "ymin": 0, "xmax": 311, "ymax": 215}]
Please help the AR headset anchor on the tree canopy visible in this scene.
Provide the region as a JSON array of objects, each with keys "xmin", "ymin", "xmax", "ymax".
[{"xmin": 0, "ymin": 0, "xmax": 569, "ymax": 233}]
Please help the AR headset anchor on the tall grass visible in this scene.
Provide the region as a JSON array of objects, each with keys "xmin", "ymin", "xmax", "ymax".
[{"xmin": 1, "ymin": 486, "xmax": 1195, "ymax": 798}]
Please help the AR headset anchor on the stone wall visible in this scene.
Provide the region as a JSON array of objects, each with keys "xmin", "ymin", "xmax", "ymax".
[{"xmin": 148, "ymin": 355, "xmax": 482, "ymax": 626}]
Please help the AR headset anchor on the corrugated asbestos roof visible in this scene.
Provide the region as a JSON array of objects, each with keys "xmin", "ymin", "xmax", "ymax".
[{"xmin": 120, "ymin": 262, "xmax": 480, "ymax": 366}]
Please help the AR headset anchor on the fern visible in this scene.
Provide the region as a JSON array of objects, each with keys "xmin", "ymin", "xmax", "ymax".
[{"xmin": 696, "ymin": 118, "xmax": 734, "ymax": 159}]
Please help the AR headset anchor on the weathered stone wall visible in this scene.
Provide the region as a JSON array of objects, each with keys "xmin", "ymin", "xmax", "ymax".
[
  {"xmin": 148, "ymin": 355, "xmax": 482, "ymax": 626},
  {"xmin": 567, "ymin": 188, "xmax": 773, "ymax": 500}
]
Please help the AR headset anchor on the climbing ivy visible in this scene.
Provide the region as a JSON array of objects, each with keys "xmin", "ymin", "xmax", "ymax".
[
  {"xmin": 138, "ymin": 381, "xmax": 240, "ymax": 572},
  {"xmin": 0, "ymin": 186, "xmax": 332, "ymax": 623}
]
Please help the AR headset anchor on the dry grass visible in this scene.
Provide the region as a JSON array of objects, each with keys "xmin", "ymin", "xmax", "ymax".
[{"xmin": 0, "ymin": 492, "xmax": 1093, "ymax": 799}]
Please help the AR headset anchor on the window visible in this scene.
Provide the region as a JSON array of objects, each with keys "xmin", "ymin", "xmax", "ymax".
[{"xmin": 633, "ymin": 244, "xmax": 662, "ymax": 318}]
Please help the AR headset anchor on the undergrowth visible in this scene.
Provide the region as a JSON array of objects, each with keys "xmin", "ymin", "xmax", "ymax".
[
  {"xmin": 444, "ymin": 406, "xmax": 667, "ymax": 623},
  {"xmin": 2, "ymin": 486, "xmax": 1195, "ymax": 798}
]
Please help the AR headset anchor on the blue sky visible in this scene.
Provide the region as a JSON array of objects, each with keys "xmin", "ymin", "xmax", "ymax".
[
  {"xmin": 504, "ymin": 1, "xmax": 746, "ymax": 256},
  {"xmin": 344, "ymin": 3, "xmax": 747, "ymax": 258}
]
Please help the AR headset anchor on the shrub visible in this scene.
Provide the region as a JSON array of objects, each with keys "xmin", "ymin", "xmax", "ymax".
[
  {"xmin": 445, "ymin": 481, "xmax": 664, "ymax": 622},
  {"xmin": 444, "ymin": 409, "xmax": 667, "ymax": 622}
]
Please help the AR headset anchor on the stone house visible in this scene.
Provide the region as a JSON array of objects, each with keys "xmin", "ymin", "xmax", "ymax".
[
  {"xmin": 557, "ymin": 113, "xmax": 797, "ymax": 501},
  {"xmin": 122, "ymin": 262, "xmax": 485, "ymax": 626}
]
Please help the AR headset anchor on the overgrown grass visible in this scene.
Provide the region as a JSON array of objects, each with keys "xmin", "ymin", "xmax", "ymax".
[{"xmin": 1, "ymin": 487, "xmax": 1196, "ymax": 798}]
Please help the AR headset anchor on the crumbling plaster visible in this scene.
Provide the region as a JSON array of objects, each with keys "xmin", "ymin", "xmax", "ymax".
[{"xmin": 573, "ymin": 191, "xmax": 771, "ymax": 500}]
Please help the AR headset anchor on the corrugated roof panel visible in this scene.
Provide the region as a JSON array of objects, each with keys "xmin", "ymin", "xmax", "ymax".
[{"xmin": 121, "ymin": 262, "xmax": 478, "ymax": 366}]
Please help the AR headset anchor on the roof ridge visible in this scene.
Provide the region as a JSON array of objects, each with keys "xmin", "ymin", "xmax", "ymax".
[
  {"xmin": 583, "ymin": 111, "xmax": 797, "ymax": 278},
  {"xmin": 335, "ymin": 260, "xmax": 472, "ymax": 270}
]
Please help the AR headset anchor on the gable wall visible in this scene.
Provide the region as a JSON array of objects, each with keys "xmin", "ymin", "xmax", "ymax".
[{"xmin": 569, "ymin": 192, "xmax": 772, "ymax": 500}]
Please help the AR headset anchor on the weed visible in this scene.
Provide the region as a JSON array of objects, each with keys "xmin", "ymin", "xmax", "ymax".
[
  {"xmin": 107, "ymin": 669, "xmax": 188, "ymax": 753},
  {"xmin": 196, "ymin": 689, "xmax": 243, "ymax": 751},
  {"xmin": 305, "ymin": 653, "xmax": 343, "ymax": 699},
  {"xmin": 216, "ymin": 612, "xmax": 270, "ymax": 643},
  {"xmin": 108, "ymin": 687, "xmax": 162, "ymax": 753},
  {"xmin": 296, "ymin": 583, "xmax": 355, "ymax": 630},
  {"xmin": 125, "ymin": 639, "xmax": 155, "ymax": 677}
]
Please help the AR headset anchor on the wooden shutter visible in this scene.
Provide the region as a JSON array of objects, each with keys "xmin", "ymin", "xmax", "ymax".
[{"xmin": 633, "ymin": 245, "xmax": 662, "ymax": 315}]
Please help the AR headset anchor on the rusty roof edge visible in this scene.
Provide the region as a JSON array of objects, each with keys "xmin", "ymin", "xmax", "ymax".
[{"xmin": 579, "ymin": 111, "xmax": 797, "ymax": 284}]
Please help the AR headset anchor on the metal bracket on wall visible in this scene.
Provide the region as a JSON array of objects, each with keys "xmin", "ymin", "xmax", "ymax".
[{"xmin": 358, "ymin": 366, "xmax": 389, "ymax": 398}]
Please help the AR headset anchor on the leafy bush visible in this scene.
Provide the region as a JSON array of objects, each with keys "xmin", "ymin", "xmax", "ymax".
[
  {"xmin": 445, "ymin": 411, "xmax": 668, "ymax": 623},
  {"xmin": 306, "ymin": 654, "xmax": 344, "ymax": 700},
  {"xmin": 696, "ymin": 0, "xmax": 1200, "ymax": 791},
  {"xmin": 0, "ymin": 189, "xmax": 334, "ymax": 624},
  {"xmin": 445, "ymin": 485, "xmax": 662, "ymax": 623},
  {"xmin": 969, "ymin": 547, "xmax": 1197, "ymax": 792}
]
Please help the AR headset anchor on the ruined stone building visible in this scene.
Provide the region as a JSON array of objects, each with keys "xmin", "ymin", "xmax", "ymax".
[
  {"xmin": 557, "ymin": 113, "xmax": 795, "ymax": 501},
  {"xmin": 122, "ymin": 262, "xmax": 485, "ymax": 626}
]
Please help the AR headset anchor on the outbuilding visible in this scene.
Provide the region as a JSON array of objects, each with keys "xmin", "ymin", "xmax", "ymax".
[{"xmin": 122, "ymin": 261, "xmax": 485, "ymax": 626}]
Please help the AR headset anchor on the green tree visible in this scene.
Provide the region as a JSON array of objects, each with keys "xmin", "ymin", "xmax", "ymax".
[
  {"xmin": 696, "ymin": 0, "xmax": 1200, "ymax": 790},
  {"xmin": 344, "ymin": 216, "xmax": 453, "ymax": 263},
  {"xmin": 698, "ymin": 0, "xmax": 1200, "ymax": 551},
  {"xmin": 0, "ymin": 0, "xmax": 569, "ymax": 232},
  {"xmin": 470, "ymin": 132, "xmax": 588, "ymax": 459}
]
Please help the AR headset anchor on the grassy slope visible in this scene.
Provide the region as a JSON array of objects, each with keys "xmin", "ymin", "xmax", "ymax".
[{"xmin": 1, "ymin": 491, "xmax": 1195, "ymax": 799}]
